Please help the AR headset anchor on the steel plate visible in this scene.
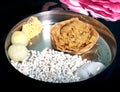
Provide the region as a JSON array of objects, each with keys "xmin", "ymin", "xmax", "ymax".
[{"xmin": 5, "ymin": 10, "xmax": 117, "ymax": 83}]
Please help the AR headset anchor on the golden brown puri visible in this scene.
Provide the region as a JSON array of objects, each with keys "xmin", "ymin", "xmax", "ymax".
[{"xmin": 50, "ymin": 17, "xmax": 99, "ymax": 54}]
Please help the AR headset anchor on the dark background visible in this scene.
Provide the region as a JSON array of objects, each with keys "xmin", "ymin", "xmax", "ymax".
[{"xmin": 0, "ymin": 0, "xmax": 120, "ymax": 90}]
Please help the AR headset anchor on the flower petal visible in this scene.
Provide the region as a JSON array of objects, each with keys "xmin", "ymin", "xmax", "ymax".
[
  {"xmin": 68, "ymin": 5, "xmax": 89, "ymax": 15},
  {"xmin": 60, "ymin": 0, "xmax": 80, "ymax": 6},
  {"xmin": 80, "ymin": 2, "xmax": 112, "ymax": 15},
  {"xmin": 103, "ymin": 3, "xmax": 120, "ymax": 13},
  {"xmin": 60, "ymin": 0, "xmax": 88, "ymax": 15},
  {"xmin": 92, "ymin": 0, "xmax": 120, "ymax": 3},
  {"xmin": 60, "ymin": 0, "xmax": 120, "ymax": 21},
  {"xmin": 109, "ymin": 0, "xmax": 120, "ymax": 3},
  {"xmin": 86, "ymin": 7, "xmax": 120, "ymax": 21}
]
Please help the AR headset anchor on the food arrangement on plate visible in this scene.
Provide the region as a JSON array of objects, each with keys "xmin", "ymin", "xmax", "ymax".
[
  {"xmin": 8, "ymin": 16, "xmax": 43, "ymax": 62},
  {"xmin": 5, "ymin": 11, "xmax": 116, "ymax": 83}
]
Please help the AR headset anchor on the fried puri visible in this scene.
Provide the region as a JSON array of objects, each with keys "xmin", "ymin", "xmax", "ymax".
[{"xmin": 50, "ymin": 17, "xmax": 99, "ymax": 54}]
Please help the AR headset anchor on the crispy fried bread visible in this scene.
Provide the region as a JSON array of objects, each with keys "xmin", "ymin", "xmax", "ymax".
[{"xmin": 50, "ymin": 17, "xmax": 99, "ymax": 54}]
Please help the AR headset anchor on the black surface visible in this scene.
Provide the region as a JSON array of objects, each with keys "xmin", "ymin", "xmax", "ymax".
[{"xmin": 0, "ymin": 0, "xmax": 120, "ymax": 90}]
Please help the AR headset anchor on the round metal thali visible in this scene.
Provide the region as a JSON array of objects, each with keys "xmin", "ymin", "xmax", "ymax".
[{"xmin": 5, "ymin": 10, "xmax": 117, "ymax": 83}]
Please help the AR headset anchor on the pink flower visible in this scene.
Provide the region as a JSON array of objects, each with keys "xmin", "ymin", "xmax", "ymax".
[{"xmin": 60, "ymin": 0, "xmax": 120, "ymax": 21}]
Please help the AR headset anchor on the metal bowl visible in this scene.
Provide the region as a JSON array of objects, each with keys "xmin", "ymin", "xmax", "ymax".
[{"xmin": 5, "ymin": 10, "xmax": 117, "ymax": 83}]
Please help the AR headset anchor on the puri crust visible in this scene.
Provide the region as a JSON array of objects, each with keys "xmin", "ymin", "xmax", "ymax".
[{"xmin": 50, "ymin": 17, "xmax": 99, "ymax": 54}]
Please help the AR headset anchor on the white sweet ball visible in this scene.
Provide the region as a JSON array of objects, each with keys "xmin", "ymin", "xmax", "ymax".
[
  {"xmin": 8, "ymin": 44, "xmax": 28, "ymax": 62},
  {"xmin": 11, "ymin": 31, "xmax": 29, "ymax": 46}
]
